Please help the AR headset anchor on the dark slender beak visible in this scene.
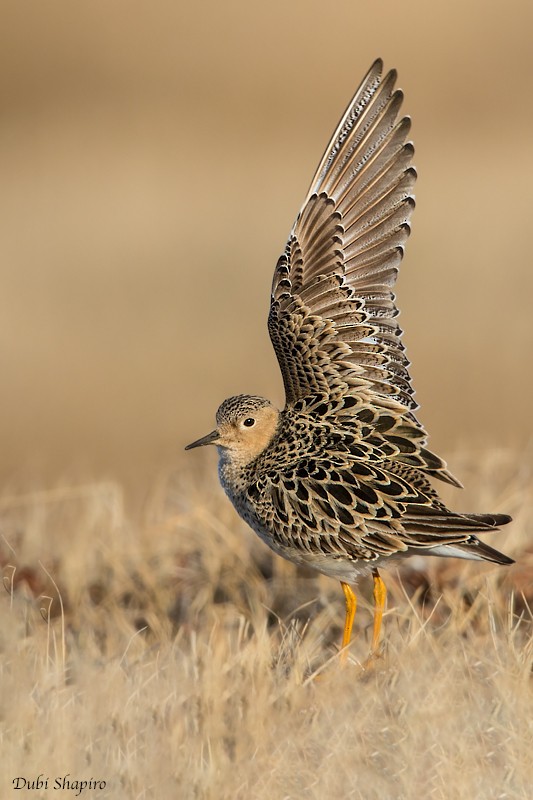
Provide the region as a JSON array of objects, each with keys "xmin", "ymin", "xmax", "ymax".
[{"xmin": 184, "ymin": 429, "xmax": 220, "ymax": 450}]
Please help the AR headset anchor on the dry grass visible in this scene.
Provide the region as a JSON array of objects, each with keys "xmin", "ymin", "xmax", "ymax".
[{"xmin": 1, "ymin": 449, "xmax": 532, "ymax": 799}]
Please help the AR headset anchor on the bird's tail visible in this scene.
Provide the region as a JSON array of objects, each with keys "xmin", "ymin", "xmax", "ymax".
[
  {"xmin": 463, "ymin": 512, "xmax": 512, "ymax": 528},
  {"xmin": 459, "ymin": 513, "xmax": 514, "ymax": 564},
  {"xmin": 404, "ymin": 510, "xmax": 514, "ymax": 564}
]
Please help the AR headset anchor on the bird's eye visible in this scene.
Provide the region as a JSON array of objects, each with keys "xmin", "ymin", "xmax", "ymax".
[{"xmin": 243, "ymin": 418, "xmax": 255, "ymax": 427}]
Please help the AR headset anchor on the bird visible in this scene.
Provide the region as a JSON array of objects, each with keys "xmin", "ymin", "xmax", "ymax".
[{"xmin": 185, "ymin": 59, "xmax": 513, "ymax": 661}]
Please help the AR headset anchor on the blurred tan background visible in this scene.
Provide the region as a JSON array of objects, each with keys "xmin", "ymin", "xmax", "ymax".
[{"xmin": 1, "ymin": 0, "xmax": 532, "ymax": 489}]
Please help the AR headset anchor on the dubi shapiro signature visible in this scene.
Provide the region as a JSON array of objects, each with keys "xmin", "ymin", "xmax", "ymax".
[{"xmin": 13, "ymin": 775, "xmax": 106, "ymax": 796}]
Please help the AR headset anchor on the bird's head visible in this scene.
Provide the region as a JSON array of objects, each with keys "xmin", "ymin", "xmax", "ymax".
[{"xmin": 185, "ymin": 395, "xmax": 280, "ymax": 464}]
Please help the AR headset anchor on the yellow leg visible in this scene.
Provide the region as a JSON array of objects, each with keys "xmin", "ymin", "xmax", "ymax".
[
  {"xmin": 371, "ymin": 569, "xmax": 387, "ymax": 652},
  {"xmin": 340, "ymin": 581, "xmax": 357, "ymax": 663}
]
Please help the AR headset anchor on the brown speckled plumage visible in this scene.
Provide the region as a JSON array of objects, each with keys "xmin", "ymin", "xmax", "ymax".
[{"xmin": 186, "ymin": 60, "xmax": 513, "ymax": 655}]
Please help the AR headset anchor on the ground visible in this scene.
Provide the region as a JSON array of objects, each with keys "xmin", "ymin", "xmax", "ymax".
[{"xmin": 1, "ymin": 449, "xmax": 531, "ymax": 799}]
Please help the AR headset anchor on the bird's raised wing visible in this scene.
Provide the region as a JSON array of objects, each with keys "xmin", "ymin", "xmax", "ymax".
[{"xmin": 269, "ymin": 59, "xmax": 418, "ymax": 419}]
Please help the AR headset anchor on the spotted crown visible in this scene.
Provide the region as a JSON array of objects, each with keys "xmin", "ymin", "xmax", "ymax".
[{"xmin": 215, "ymin": 395, "xmax": 272, "ymax": 426}]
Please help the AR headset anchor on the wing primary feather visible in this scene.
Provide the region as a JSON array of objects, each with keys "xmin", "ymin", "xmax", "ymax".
[
  {"xmin": 303, "ymin": 59, "xmax": 386, "ymax": 204},
  {"xmin": 322, "ymin": 88, "xmax": 405, "ymax": 203}
]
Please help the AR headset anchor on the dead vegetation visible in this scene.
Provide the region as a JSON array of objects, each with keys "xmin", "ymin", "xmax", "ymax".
[{"xmin": 1, "ymin": 449, "xmax": 531, "ymax": 799}]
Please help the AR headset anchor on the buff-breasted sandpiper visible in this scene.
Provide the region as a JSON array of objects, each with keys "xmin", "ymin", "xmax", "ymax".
[{"xmin": 186, "ymin": 59, "xmax": 513, "ymax": 660}]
